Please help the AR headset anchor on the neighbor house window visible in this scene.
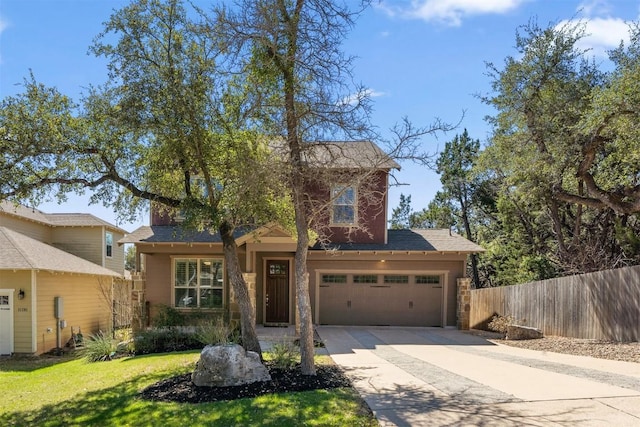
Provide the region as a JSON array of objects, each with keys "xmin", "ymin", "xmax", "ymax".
[
  {"xmin": 331, "ymin": 185, "xmax": 356, "ymax": 225},
  {"xmin": 174, "ymin": 258, "xmax": 223, "ymax": 308},
  {"xmin": 105, "ymin": 232, "xmax": 113, "ymax": 258}
]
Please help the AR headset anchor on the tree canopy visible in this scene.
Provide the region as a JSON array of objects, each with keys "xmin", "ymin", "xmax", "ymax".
[
  {"xmin": 1, "ymin": 0, "xmax": 294, "ymax": 357},
  {"xmin": 392, "ymin": 19, "xmax": 640, "ymax": 287}
]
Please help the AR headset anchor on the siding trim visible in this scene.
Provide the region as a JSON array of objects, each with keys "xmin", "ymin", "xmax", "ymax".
[
  {"xmin": 442, "ymin": 271, "xmax": 449, "ymax": 329},
  {"xmin": 31, "ymin": 270, "xmax": 37, "ymax": 353}
]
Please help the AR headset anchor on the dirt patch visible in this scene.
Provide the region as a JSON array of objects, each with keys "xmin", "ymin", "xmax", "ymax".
[{"xmin": 490, "ymin": 336, "xmax": 640, "ymax": 363}]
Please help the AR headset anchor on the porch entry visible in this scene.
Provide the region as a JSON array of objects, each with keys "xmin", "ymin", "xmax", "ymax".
[
  {"xmin": 0, "ymin": 290, "xmax": 14, "ymax": 355},
  {"xmin": 265, "ymin": 260, "xmax": 290, "ymax": 324}
]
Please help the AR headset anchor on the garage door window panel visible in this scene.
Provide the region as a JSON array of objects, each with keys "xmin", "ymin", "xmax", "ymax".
[
  {"xmin": 353, "ymin": 274, "xmax": 378, "ymax": 284},
  {"xmin": 384, "ymin": 275, "xmax": 409, "ymax": 284},
  {"xmin": 415, "ymin": 275, "xmax": 440, "ymax": 284},
  {"xmin": 321, "ymin": 274, "xmax": 347, "ymax": 284}
]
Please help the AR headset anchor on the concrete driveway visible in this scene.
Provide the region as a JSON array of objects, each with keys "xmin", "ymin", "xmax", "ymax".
[{"xmin": 316, "ymin": 326, "xmax": 640, "ymax": 426}]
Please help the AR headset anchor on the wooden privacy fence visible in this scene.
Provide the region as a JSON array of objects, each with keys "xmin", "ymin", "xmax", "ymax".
[{"xmin": 470, "ymin": 265, "xmax": 640, "ymax": 341}]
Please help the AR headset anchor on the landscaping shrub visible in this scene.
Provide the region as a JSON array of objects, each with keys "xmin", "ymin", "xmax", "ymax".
[
  {"xmin": 133, "ymin": 327, "xmax": 202, "ymax": 354},
  {"xmin": 488, "ymin": 314, "xmax": 515, "ymax": 335},
  {"xmin": 195, "ymin": 317, "xmax": 241, "ymax": 346},
  {"xmin": 151, "ymin": 305, "xmax": 185, "ymax": 327},
  {"xmin": 269, "ymin": 340, "xmax": 300, "ymax": 369},
  {"xmin": 83, "ymin": 331, "xmax": 127, "ymax": 362}
]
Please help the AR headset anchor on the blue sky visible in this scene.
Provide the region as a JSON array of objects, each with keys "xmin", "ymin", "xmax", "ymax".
[{"xmin": 1, "ymin": 0, "xmax": 639, "ymax": 232}]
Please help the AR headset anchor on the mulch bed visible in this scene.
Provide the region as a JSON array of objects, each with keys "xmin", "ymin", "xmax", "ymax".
[{"xmin": 140, "ymin": 361, "xmax": 352, "ymax": 404}]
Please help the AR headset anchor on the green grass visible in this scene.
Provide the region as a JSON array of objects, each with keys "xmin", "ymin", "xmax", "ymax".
[{"xmin": 0, "ymin": 352, "xmax": 377, "ymax": 426}]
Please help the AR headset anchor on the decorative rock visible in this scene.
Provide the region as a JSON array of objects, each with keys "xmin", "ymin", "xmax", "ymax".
[
  {"xmin": 191, "ymin": 344, "xmax": 271, "ymax": 387},
  {"xmin": 506, "ymin": 325, "xmax": 544, "ymax": 340}
]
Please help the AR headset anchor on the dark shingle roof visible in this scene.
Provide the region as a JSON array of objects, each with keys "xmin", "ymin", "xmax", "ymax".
[
  {"xmin": 312, "ymin": 229, "xmax": 484, "ymax": 253},
  {"xmin": 0, "ymin": 226, "xmax": 121, "ymax": 276},
  {"xmin": 119, "ymin": 225, "xmax": 249, "ymax": 244}
]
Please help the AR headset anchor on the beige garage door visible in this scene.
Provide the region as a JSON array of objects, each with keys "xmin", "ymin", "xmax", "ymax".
[{"xmin": 319, "ymin": 273, "xmax": 443, "ymax": 326}]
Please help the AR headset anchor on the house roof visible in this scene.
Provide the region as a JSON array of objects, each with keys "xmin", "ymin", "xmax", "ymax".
[
  {"xmin": 123, "ymin": 225, "xmax": 483, "ymax": 253},
  {"xmin": 312, "ymin": 229, "xmax": 485, "ymax": 253},
  {"xmin": 0, "ymin": 201, "xmax": 128, "ymax": 234},
  {"xmin": 0, "ymin": 226, "xmax": 121, "ymax": 277},
  {"xmin": 119, "ymin": 225, "xmax": 246, "ymax": 244},
  {"xmin": 303, "ymin": 141, "xmax": 401, "ymax": 170}
]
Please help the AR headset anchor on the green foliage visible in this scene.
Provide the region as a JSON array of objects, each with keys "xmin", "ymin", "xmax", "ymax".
[
  {"xmin": 268, "ymin": 340, "xmax": 300, "ymax": 369},
  {"xmin": 410, "ymin": 192, "xmax": 456, "ymax": 230},
  {"xmin": 151, "ymin": 305, "xmax": 185, "ymax": 328},
  {"xmin": 390, "ymin": 194, "xmax": 412, "ymax": 229},
  {"xmin": 0, "ymin": 353, "xmax": 376, "ymax": 427},
  {"xmin": 194, "ymin": 317, "xmax": 241, "ymax": 346},
  {"xmin": 475, "ymin": 18, "xmax": 640, "ymax": 281},
  {"xmin": 124, "ymin": 245, "xmax": 136, "ymax": 271},
  {"xmin": 83, "ymin": 331, "xmax": 128, "ymax": 362},
  {"xmin": 133, "ymin": 328, "xmax": 202, "ymax": 355}
]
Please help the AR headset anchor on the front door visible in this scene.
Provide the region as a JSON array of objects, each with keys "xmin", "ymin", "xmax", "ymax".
[
  {"xmin": 265, "ymin": 260, "xmax": 290, "ymax": 324},
  {"xmin": 0, "ymin": 291, "xmax": 14, "ymax": 355}
]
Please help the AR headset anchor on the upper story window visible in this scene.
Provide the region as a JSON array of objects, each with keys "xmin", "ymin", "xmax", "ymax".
[
  {"xmin": 105, "ymin": 232, "xmax": 113, "ymax": 258},
  {"xmin": 331, "ymin": 185, "xmax": 356, "ymax": 225},
  {"xmin": 174, "ymin": 258, "xmax": 224, "ymax": 308}
]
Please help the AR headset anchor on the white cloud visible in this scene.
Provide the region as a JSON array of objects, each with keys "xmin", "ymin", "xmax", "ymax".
[
  {"xmin": 577, "ymin": 0, "xmax": 612, "ymax": 17},
  {"xmin": 341, "ymin": 89, "xmax": 385, "ymax": 106},
  {"xmin": 558, "ymin": 17, "xmax": 630, "ymax": 58},
  {"xmin": 379, "ymin": 0, "xmax": 525, "ymax": 26}
]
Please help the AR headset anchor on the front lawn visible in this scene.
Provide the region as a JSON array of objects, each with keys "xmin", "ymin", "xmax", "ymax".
[{"xmin": 0, "ymin": 351, "xmax": 376, "ymax": 426}]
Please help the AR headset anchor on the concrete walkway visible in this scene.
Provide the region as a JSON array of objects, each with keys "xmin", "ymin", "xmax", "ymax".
[{"xmin": 316, "ymin": 326, "xmax": 640, "ymax": 426}]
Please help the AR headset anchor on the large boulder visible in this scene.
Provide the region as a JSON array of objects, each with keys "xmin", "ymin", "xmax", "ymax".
[
  {"xmin": 192, "ymin": 344, "xmax": 271, "ymax": 387},
  {"xmin": 506, "ymin": 325, "xmax": 544, "ymax": 340}
]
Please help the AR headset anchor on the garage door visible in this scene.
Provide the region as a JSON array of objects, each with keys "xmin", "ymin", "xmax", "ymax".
[{"xmin": 319, "ymin": 273, "xmax": 443, "ymax": 326}]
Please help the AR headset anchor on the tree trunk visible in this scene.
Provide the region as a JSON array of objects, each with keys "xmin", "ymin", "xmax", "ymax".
[
  {"xmin": 459, "ymin": 196, "xmax": 481, "ymax": 288},
  {"xmin": 292, "ymin": 185, "xmax": 316, "ymax": 375},
  {"xmin": 219, "ymin": 220, "xmax": 262, "ymax": 359}
]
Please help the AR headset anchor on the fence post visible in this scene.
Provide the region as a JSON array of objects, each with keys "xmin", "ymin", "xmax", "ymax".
[{"xmin": 457, "ymin": 278, "xmax": 472, "ymax": 330}]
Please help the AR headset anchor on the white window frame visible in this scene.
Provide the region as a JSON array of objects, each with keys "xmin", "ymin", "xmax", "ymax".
[
  {"xmin": 330, "ymin": 184, "xmax": 357, "ymax": 225},
  {"xmin": 173, "ymin": 257, "xmax": 224, "ymax": 309}
]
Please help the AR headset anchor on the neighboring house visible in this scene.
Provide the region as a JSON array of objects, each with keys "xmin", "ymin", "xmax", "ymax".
[
  {"xmin": 122, "ymin": 141, "xmax": 484, "ymax": 328},
  {"xmin": 0, "ymin": 202, "xmax": 127, "ymax": 355}
]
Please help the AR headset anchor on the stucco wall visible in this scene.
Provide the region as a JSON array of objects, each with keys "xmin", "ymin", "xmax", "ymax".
[{"xmin": 139, "ymin": 244, "xmax": 233, "ymax": 323}]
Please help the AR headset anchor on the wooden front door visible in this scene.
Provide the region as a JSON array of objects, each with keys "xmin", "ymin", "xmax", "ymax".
[{"xmin": 265, "ymin": 260, "xmax": 289, "ymax": 324}]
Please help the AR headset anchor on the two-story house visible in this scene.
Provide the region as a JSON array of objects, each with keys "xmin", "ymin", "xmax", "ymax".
[
  {"xmin": 122, "ymin": 141, "xmax": 483, "ymax": 329},
  {"xmin": 0, "ymin": 202, "xmax": 127, "ymax": 355}
]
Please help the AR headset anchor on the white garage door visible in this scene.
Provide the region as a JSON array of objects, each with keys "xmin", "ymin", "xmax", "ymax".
[{"xmin": 319, "ymin": 273, "xmax": 443, "ymax": 326}]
